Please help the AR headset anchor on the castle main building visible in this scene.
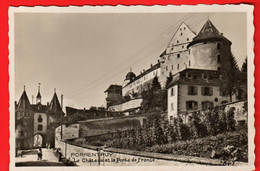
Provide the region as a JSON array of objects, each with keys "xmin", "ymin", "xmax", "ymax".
[{"xmin": 105, "ymin": 19, "xmax": 237, "ymax": 118}]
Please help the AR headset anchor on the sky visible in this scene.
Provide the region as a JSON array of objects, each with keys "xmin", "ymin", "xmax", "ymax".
[{"xmin": 14, "ymin": 12, "xmax": 247, "ymax": 110}]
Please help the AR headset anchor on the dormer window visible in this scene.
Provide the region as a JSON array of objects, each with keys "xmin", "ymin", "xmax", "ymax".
[
  {"xmin": 202, "ymin": 73, "xmax": 208, "ymax": 79},
  {"xmin": 186, "ymin": 73, "xmax": 192, "ymax": 79}
]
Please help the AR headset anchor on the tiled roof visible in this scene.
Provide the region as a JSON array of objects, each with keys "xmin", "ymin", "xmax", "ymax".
[
  {"xmin": 167, "ymin": 69, "xmax": 221, "ymax": 88},
  {"xmin": 105, "ymin": 84, "xmax": 122, "ymax": 93},
  {"xmin": 188, "ymin": 20, "xmax": 231, "ymax": 48}
]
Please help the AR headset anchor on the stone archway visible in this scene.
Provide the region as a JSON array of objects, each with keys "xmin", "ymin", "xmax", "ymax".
[{"xmin": 33, "ymin": 134, "xmax": 43, "ymax": 147}]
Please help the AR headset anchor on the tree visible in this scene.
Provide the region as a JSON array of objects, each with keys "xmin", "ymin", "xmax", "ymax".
[
  {"xmin": 220, "ymin": 53, "xmax": 240, "ymax": 102},
  {"xmin": 151, "ymin": 76, "xmax": 161, "ymax": 93},
  {"xmin": 165, "ymin": 72, "xmax": 173, "ymax": 87},
  {"xmin": 241, "ymin": 57, "xmax": 247, "ymax": 73}
]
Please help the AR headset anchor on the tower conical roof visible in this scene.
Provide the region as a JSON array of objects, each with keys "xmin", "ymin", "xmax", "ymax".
[
  {"xmin": 36, "ymin": 91, "xmax": 41, "ymax": 99},
  {"xmin": 47, "ymin": 92, "xmax": 62, "ymax": 114},
  {"xmin": 188, "ymin": 19, "xmax": 231, "ymax": 48},
  {"xmin": 17, "ymin": 90, "xmax": 31, "ymax": 111}
]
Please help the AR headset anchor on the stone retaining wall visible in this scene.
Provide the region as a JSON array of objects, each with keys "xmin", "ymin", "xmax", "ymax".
[{"xmin": 55, "ymin": 139, "xmax": 246, "ymax": 166}]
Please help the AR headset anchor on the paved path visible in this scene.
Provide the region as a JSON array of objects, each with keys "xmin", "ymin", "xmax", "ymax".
[{"xmin": 16, "ymin": 148, "xmax": 66, "ymax": 166}]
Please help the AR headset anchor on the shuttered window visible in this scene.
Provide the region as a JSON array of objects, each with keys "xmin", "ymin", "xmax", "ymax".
[
  {"xmin": 186, "ymin": 101, "xmax": 198, "ymax": 110},
  {"xmin": 188, "ymin": 86, "xmax": 197, "ymax": 95},
  {"xmin": 201, "ymin": 87, "xmax": 213, "ymax": 96}
]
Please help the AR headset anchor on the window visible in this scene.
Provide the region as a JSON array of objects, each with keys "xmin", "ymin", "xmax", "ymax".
[
  {"xmin": 20, "ymin": 131, "xmax": 24, "ymax": 136},
  {"xmin": 182, "ymin": 45, "xmax": 184, "ymax": 49},
  {"xmin": 166, "ymin": 66, "xmax": 168, "ymax": 71},
  {"xmin": 180, "ymin": 33, "xmax": 183, "ymax": 36},
  {"xmin": 171, "ymin": 103, "xmax": 174, "ymax": 111},
  {"xmin": 217, "ymin": 67, "xmax": 221, "ymax": 71},
  {"xmin": 186, "ymin": 73, "xmax": 192, "ymax": 79},
  {"xmin": 177, "ymin": 64, "xmax": 179, "ymax": 69},
  {"xmin": 186, "ymin": 101, "xmax": 198, "ymax": 110},
  {"xmin": 202, "ymin": 101, "xmax": 214, "ymax": 110},
  {"xmin": 184, "ymin": 27, "xmax": 186, "ymax": 30},
  {"xmin": 37, "ymin": 115, "xmax": 43, "ymax": 123},
  {"xmin": 187, "ymin": 38, "xmax": 189, "ymax": 41},
  {"xmin": 177, "ymin": 40, "xmax": 179, "ymax": 43},
  {"xmin": 177, "ymin": 54, "xmax": 180, "ymax": 58},
  {"xmin": 217, "ymin": 43, "xmax": 221, "ymax": 49},
  {"xmin": 189, "ymin": 60, "xmax": 191, "ymax": 66},
  {"xmin": 171, "ymin": 48, "xmax": 174, "ymax": 50},
  {"xmin": 201, "ymin": 87, "xmax": 213, "ymax": 96},
  {"xmin": 202, "ymin": 73, "xmax": 208, "ymax": 79},
  {"xmin": 188, "ymin": 86, "xmax": 197, "ymax": 95},
  {"xmin": 168, "ymin": 56, "xmax": 170, "ymax": 60},
  {"xmin": 171, "ymin": 87, "xmax": 175, "ymax": 96},
  {"xmin": 170, "ymin": 116, "xmax": 173, "ymax": 120},
  {"xmin": 217, "ymin": 55, "xmax": 221, "ymax": 63},
  {"xmin": 38, "ymin": 125, "xmax": 43, "ymax": 131},
  {"xmin": 180, "ymin": 28, "xmax": 182, "ymax": 30},
  {"xmin": 172, "ymin": 65, "xmax": 174, "ymax": 70}
]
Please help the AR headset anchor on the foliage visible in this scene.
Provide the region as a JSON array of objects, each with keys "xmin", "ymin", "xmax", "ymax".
[
  {"xmin": 220, "ymin": 53, "xmax": 240, "ymax": 102},
  {"xmin": 241, "ymin": 57, "xmax": 247, "ymax": 73},
  {"xmin": 151, "ymin": 76, "xmax": 161, "ymax": 93},
  {"xmin": 145, "ymin": 129, "xmax": 248, "ymax": 162},
  {"xmin": 226, "ymin": 107, "xmax": 236, "ymax": 132},
  {"xmin": 140, "ymin": 76, "xmax": 168, "ymax": 112},
  {"xmin": 165, "ymin": 72, "xmax": 173, "ymax": 88}
]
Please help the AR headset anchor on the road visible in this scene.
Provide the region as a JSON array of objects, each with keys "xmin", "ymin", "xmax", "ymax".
[{"xmin": 15, "ymin": 148, "xmax": 67, "ymax": 166}]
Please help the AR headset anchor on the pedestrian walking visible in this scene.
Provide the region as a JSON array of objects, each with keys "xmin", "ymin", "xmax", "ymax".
[{"xmin": 37, "ymin": 148, "xmax": 42, "ymax": 160}]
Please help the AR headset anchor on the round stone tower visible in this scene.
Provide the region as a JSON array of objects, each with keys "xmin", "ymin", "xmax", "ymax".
[{"xmin": 187, "ymin": 19, "xmax": 232, "ymax": 71}]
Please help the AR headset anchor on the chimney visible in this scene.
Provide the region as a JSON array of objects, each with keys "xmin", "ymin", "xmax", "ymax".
[{"xmin": 150, "ymin": 64, "xmax": 153, "ymax": 68}]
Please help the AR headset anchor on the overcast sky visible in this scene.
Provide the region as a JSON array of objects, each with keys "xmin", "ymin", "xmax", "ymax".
[{"xmin": 14, "ymin": 12, "xmax": 247, "ymax": 109}]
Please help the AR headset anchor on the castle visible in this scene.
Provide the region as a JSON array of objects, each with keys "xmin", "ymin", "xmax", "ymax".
[{"xmin": 105, "ymin": 19, "xmax": 239, "ymax": 118}]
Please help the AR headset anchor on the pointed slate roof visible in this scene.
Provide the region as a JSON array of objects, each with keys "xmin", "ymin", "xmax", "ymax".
[
  {"xmin": 47, "ymin": 92, "xmax": 62, "ymax": 114},
  {"xmin": 36, "ymin": 83, "xmax": 41, "ymax": 99},
  {"xmin": 188, "ymin": 19, "xmax": 231, "ymax": 48},
  {"xmin": 36, "ymin": 91, "xmax": 41, "ymax": 99},
  {"xmin": 17, "ymin": 90, "xmax": 31, "ymax": 111}
]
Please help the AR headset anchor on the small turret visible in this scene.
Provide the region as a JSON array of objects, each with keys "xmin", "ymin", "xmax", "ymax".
[{"xmin": 36, "ymin": 83, "xmax": 42, "ymax": 104}]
